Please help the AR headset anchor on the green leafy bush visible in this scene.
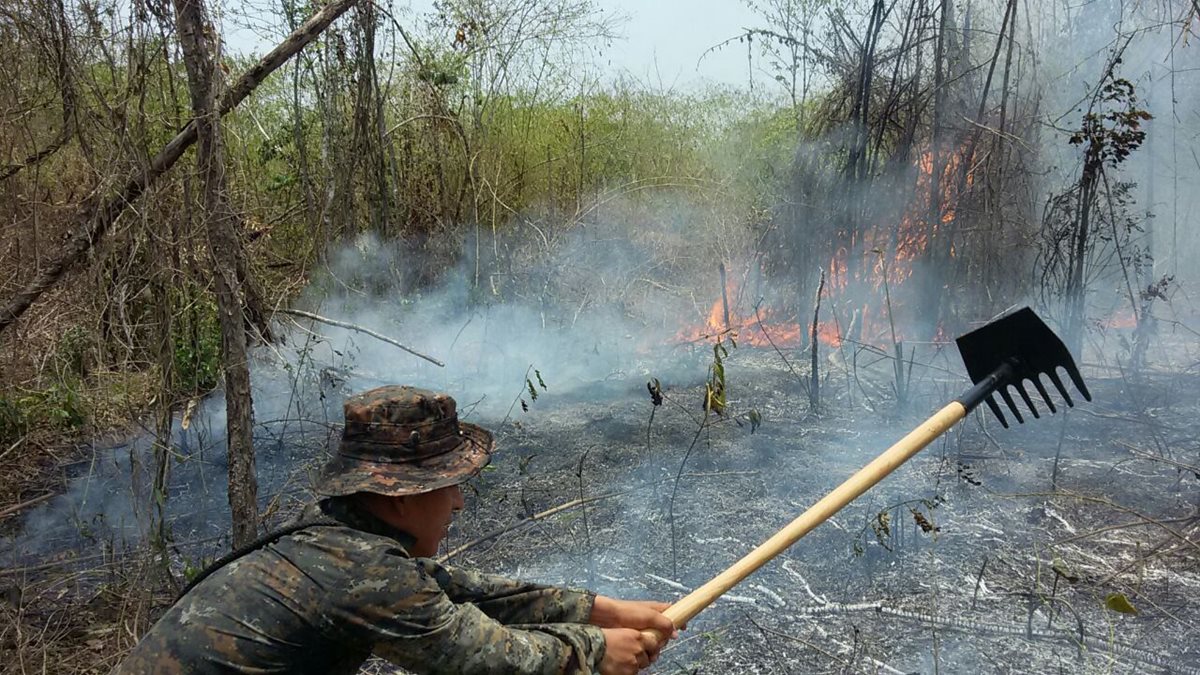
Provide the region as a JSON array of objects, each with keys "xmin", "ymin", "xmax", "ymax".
[
  {"xmin": 13, "ymin": 379, "xmax": 87, "ymax": 432},
  {"xmin": 173, "ymin": 294, "xmax": 222, "ymax": 394},
  {"xmin": 0, "ymin": 396, "xmax": 27, "ymax": 444}
]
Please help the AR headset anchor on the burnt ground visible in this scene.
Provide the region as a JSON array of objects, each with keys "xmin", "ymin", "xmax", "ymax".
[
  {"xmin": 424, "ymin": 342, "xmax": 1200, "ymax": 674},
  {"xmin": 3, "ymin": 335, "xmax": 1200, "ymax": 674}
]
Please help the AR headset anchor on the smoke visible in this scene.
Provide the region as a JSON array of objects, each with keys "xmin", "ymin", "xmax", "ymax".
[
  {"xmin": 1032, "ymin": 4, "xmax": 1200, "ymax": 296},
  {"xmin": 1, "ymin": 10, "xmax": 1197, "ymax": 673},
  {"xmin": 0, "ymin": 198, "xmax": 742, "ymax": 564}
]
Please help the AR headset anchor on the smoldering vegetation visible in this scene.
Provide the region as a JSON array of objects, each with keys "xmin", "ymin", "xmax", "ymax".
[{"xmin": 2, "ymin": 0, "xmax": 1200, "ymax": 673}]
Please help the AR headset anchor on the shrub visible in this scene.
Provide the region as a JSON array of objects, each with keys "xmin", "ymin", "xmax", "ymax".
[{"xmin": 173, "ymin": 294, "xmax": 222, "ymax": 394}]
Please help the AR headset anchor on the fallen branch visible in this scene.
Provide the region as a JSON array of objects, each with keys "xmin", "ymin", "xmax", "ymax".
[
  {"xmin": 743, "ymin": 615, "xmax": 854, "ymax": 671},
  {"xmin": 1097, "ymin": 518, "xmax": 1200, "ymax": 585},
  {"xmin": 0, "ymin": 127, "xmax": 73, "ymax": 182},
  {"xmin": 782, "ymin": 600, "xmax": 1200, "ymax": 675},
  {"xmin": 1051, "ymin": 515, "xmax": 1198, "ymax": 547},
  {"xmin": 0, "ymin": 436, "xmax": 25, "ymax": 464},
  {"xmin": 1005, "ymin": 491, "xmax": 1200, "ymax": 557},
  {"xmin": 439, "ymin": 472, "xmax": 753, "ymax": 563},
  {"xmin": 0, "ymin": 493, "xmax": 54, "ymax": 519},
  {"xmin": 1118, "ymin": 441, "xmax": 1200, "ymax": 476},
  {"xmin": 438, "ymin": 489, "xmax": 632, "ymax": 562},
  {"xmin": 277, "ymin": 308, "xmax": 444, "ymax": 367},
  {"xmin": 0, "ymin": 533, "xmax": 228, "ymax": 577}
]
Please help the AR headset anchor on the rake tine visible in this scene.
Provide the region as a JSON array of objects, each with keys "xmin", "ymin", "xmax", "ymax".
[
  {"xmin": 1031, "ymin": 375, "xmax": 1057, "ymax": 414},
  {"xmin": 1046, "ymin": 369, "xmax": 1075, "ymax": 407},
  {"xmin": 1014, "ymin": 381, "xmax": 1040, "ymax": 419},
  {"xmin": 998, "ymin": 388, "xmax": 1025, "ymax": 424},
  {"xmin": 1063, "ymin": 363, "xmax": 1093, "ymax": 402},
  {"xmin": 984, "ymin": 395, "xmax": 1009, "ymax": 429}
]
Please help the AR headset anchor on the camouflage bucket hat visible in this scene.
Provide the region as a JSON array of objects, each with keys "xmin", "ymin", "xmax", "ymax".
[{"xmin": 316, "ymin": 385, "xmax": 494, "ymax": 497}]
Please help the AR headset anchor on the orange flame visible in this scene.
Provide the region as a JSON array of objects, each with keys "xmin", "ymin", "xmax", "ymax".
[
  {"xmin": 1103, "ymin": 308, "xmax": 1137, "ymax": 329},
  {"xmin": 674, "ymin": 142, "xmax": 971, "ymax": 349}
]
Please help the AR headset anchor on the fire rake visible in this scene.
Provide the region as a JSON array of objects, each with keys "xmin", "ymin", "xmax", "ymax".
[{"xmin": 647, "ymin": 306, "xmax": 1092, "ymax": 638}]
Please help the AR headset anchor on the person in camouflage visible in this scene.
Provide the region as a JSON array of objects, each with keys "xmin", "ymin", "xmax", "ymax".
[{"xmin": 115, "ymin": 385, "xmax": 676, "ymax": 675}]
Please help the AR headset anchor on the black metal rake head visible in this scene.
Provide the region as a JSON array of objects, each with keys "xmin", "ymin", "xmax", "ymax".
[{"xmin": 955, "ymin": 307, "xmax": 1092, "ymax": 428}]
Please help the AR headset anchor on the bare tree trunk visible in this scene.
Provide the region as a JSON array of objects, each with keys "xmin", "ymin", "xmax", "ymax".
[
  {"xmin": 0, "ymin": 0, "xmax": 359, "ymax": 336},
  {"xmin": 918, "ymin": 0, "xmax": 949, "ymax": 334},
  {"xmin": 809, "ymin": 269, "xmax": 825, "ymax": 413},
  {"xmin": 173, "ymin": 0, "xmax": 259, "ymax": 547},
  {"xmin": 719, "ymin": 262, "xmax": 731, "ymax": 334},
  {"xmin": 1064, "ymin": 157, "xmax": 1099, "ymax": 357}
]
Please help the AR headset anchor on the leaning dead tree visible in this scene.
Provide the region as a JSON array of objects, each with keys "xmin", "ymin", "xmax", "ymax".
[{"xmin": 0, "ymin": 0, "xmax": 360, "ymax": 336}]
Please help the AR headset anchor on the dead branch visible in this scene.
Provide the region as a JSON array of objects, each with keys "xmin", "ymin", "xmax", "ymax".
[
  {"xmin": 1005, "ymin": 491, "xmax": 1200, "ymax": 557},
  {"xmin": 0, "ymin": 127, "xmax": 73, "ymax": 182},
  {"xmin": 1097, "ymin": 518, "xmax": 1200, "ymax": 585},
  {"xmin": 0, "ymin": 436, "xmax": 26, "ymax": 464},
  {"xmin": 1117, "ymin": 441, "xmax": 1200, "ymax": 476},
  {"xmin": 276, "ymin": 308, "xmax": 445, "ymax": 367},
  {"xmin": 0, "ymin": 0, "xmax": 361, "ymax": 335},
  {"xmin": 780, "ymin": 601, "xmax": 1199, "ymax": 674},
  {"xmin": 1051, "ymin": 515, "xmax": 1198, "ymax": 547},
  {"xmin": 437, "ymin": 489, "xmax": 634, "ymax": 562},
  {"xmin": 754, "ymin": 303, "xmax": 808, "ymax": 394},
  {"xmin": 0, "ymin": 0, "xmax": 78, "ymax": 183},
  {"xmin": 0, "ymin": 492, "xmax": 54, "ymax": 519}
]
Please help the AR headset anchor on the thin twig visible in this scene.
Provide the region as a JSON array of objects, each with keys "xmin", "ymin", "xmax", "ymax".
[
  {"xmin": 669, "ymin": 419, "xmax": 710, "ymax": 579},
  {"xmin": 1004, "ymin": 491, "xmax": 1200, "ymax": 556},
  {"xmin": 276, "ymin": 308, "xmax": 444, "ymax": 367},
  {"xmin": 438, "ymin": 489, "xmax": 636, "ymax": 562},
  {"xmin": 0, "ymin": 493, "xmax": 54, "ymax": 519},
  {"xmin": 0, "ymin": 435, "xmax": 26, "ymax": 464},
  {"xmin": 754, "ymin": 303, "xmax": 808, "ymax": 394},
  {"xmin": 577, "ymin": 446, "xmax": 596, "ymax": 587},
  {"xmin": 1052, "ymin": 515, "xmax": 1198, "ymax": 547}
]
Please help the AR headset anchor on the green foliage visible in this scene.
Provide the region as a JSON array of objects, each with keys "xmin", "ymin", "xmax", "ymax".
[
  {"xmin": 54, "ymin": 326, "xmax": 93, "ymax": 378},
  {"xmin": 414, "ymin": 46, "xmax": 467, "ymax": 87},
  {"xmin": 1104, "ymin": 593, "xmax": 1139, "ymax": 615},
  {"xmin": 0, "ymin": 326, "xmax": 98, "ymax": 441},
  {"xmin": 17, "ymin": 379, "xmax": 87, "ymax": 432},
  {"xmin": 173, "ymin": 294, "xmax": 222, "ymax": 394},
  {"xmin": 0, "ymin": 396, "xmax": 28, "ymax": 444},
  {"xmin": 0, "ymin": 0, "xmax": 832, "ymax": 448},
  {"xmin": 183, "ymin": 556, "xmax": 214, "ymax": 584},
  {"xmin": 520, "ymin": 367, "xmax": 547, "ymax": 413}
]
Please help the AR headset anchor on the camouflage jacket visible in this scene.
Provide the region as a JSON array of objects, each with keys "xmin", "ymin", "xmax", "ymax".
[{"xmin": 115, "ymin": 499, "xmax": 606, "ymax": 674}]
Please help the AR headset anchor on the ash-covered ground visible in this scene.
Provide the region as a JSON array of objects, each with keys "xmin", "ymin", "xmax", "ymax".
[
  {"xmin": 428, "ymin": 344, "xmax": 1200, "ymax": 674},
  {"xmin": 4, "ymin": 331, "xmax": 1199, "ymax": 674}
]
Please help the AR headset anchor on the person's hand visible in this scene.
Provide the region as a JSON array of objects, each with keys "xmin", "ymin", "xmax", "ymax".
[
  {"xmin": 599, "ymin": 627, "xmax": 661, "ymax": 675},
  {"xmin": 590, "ymin": 596, "xmax": 679, "ymax": 639}
]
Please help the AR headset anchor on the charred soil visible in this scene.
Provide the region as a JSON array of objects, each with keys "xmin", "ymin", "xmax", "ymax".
[{"xmin": 3, "ymin": 341, "xmax": 1200, "ymax": 674}]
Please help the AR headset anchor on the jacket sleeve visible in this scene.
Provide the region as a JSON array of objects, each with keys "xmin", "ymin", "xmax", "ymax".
[
  {"xmin": 418, "ymin": 558, "xmax": 597, "ymax": 624},
  {"xmin": 339, "ymin": 551, "xmax": 606, "ymax": 674}
]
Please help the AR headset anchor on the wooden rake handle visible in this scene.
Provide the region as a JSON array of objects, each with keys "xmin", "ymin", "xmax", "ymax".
[{"xmin": 645, "ymin": 401, "xmax": 967, "ymax": 639}]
